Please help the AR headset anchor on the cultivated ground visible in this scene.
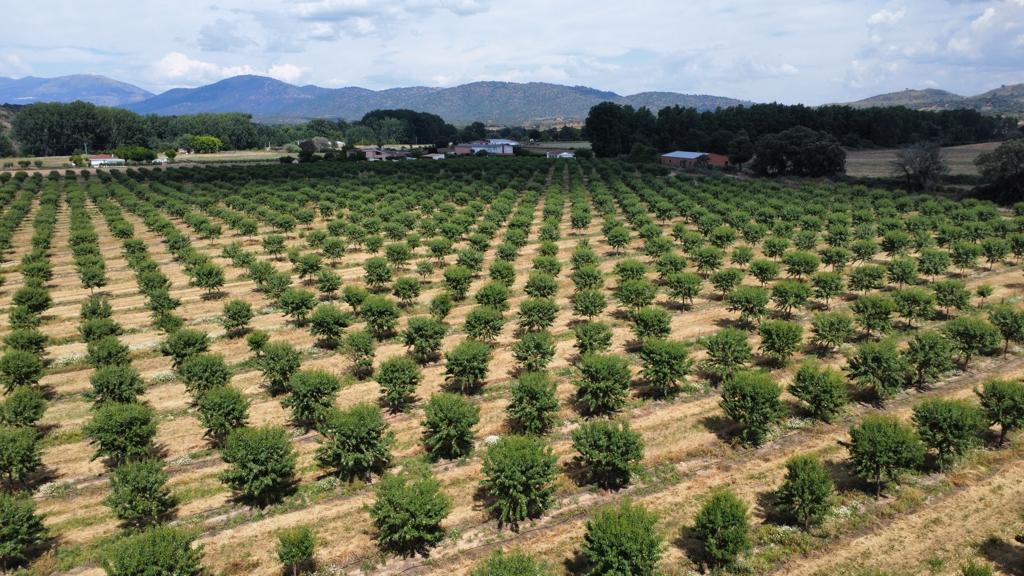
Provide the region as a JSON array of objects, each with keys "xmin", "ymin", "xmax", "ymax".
[{"xmin": 844, "ymin": 141, "xmax": 1000, "ymax": 179}]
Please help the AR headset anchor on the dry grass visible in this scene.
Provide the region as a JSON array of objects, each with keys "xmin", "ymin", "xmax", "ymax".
[{"xmin": 845, "ymin": 142, "xmax": 1000, "ymax": 179}]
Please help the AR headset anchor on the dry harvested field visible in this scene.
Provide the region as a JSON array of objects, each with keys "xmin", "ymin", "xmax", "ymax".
[
  {"xmin": 1, "ymin": 158, "xmax": 1023, "ymax": 576},
  {"xmin": 845, "ymin": 141, "xmax": 1001, "ymax": 179}
]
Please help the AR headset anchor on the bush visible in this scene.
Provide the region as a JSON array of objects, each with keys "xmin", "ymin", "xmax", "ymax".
[
  {"xmin": 0, "ymin": 350, "xmax": 43, "ymax": 393},
  {"xmin": 582, "ymin": 500, "xmax": 661, "ymax": 576},
  {"xmin": 86, "ymin": 336, "xmax": 130, "ymax": 368},
  {"xmin": 105, "ymin": 459, "xmax": 177, "ymax": 527},
  {"xmin": 342, "ymin": 285, "xmax": 369, "ymax": 312},
  {"xmin": 638, "ymin": 338, "xmax": 691, "ymax": 397},
  {"xmin": 575, "ymin": 353, "xmax": 632, "ymax": 415},
  {"xmin": 443, "ymin": 265, "xmax": 473, "ymax": 300},
  {"xmin": 810, "ymin": 311, "xmax": 855, "ymax": 353},
  {"xmin": 0, "ymin": 386, "xmax": 46, "ymax": 427},
  {"xmin": 524, "ymin": 271, "xmax": 558, "ymax": 298},
  {"xmin": 422, "ymin": 393, "xmax": 479, "ymax": 460},
  {"xmin": 944, "ymin": 316, "xmax": 1002, "ymax": 367},
  {"xmin": 771, "ymin": 279, "xmax": 812, "ymax": 316},
  {"xmin": 12, "ymin": 285, "xmax": 50, "ymax": 314},
  {"xmin": 758, "ymin": 320, "xmax": 803, "ymax": 366},
  {"xmin": 196, "ymin": 386, "xmax": 249, "ymax": 444},
  {"xmin": 507, "ymin": 372, "xmax": 559, "ymax": 435},
  {"xmin": 726, "ymin": 286, "xmax": 769, "ymax": 327},
  {"xmin": 480, "ymin": 435, "xmax": 558, "ymax": 528},
  {"xmin": 309, "ymin": 304, "xmax": 352, "ymax": 345},
  {"xmin": 852, "ymin": 294, "xmax": 897, "ymax": 337},
  {"xmin": 79, "ymin": 318, "xmax": 121, "ymax": 343},
  {"xmin": 89, "ymin": 364, "xmax": 146, "ymax": 405},
  {"xmin": 615, "ymin": 279, "xmax": 656, "ymax": 312},
  {"xmin": 0, "ymin": 492, "xmax": 47, "ymax": 568},
  {"xmin": 518, "ymin": 297, "xmax": 559, "ymax": 332},
  {"xmin": 178, "ymin": 353, "xmax": 231, "ymax": 397},
  {"xmin": 376, "ymin": 356, "xmax": 422, "ymax": 411},
  {"xmin": 277, "ymin": 526, "xmax": 315, "ymax": 576},
  {"xmin": 343, "ymin": 330, "xmax": 375, "ymax": 380},
  {"xmin": 693, "ymin": 489, "xmax": 750, "ymax": 568},
  {"xmin": 429, "ymin": 291, "xmax": 454, "ymax": 321},
  {"xmin": 976, "ymin": 379, "xmax": 1024, "ymax": 446},
  {"xmin": 370, "ymin": 469, "xmax": 451, "ymax": 556},
  {"xmin": 102, "ymin": 525, "xmax": 203, "ymax": 576},
  {"xmin": 846, "ymin": 415, "xmax": 925, "ymax": 497},
  {"xmin": 81, "ymin": 294, "xmax": 112, "ymax": 320},
  {"xmin": 572, "ymin": 289, "xmax": 607, "ymax": 319},
  {"xmin": 572, "ymin": 419, "xmax": 644, "ymax": 489},
  {"xmin": 720, "ymin": 370, "xmax": 784, "ymax": 446},
  {"xmin": 316, "ymin": 403, "xmax": 393, "ymax": 480},
  {"xmin": 0, "ymin": 425, "xmax": 40, "ymax": 486},
  {"xmin": 790, "ymin": 361, "xmax": 847, "ymax": 422},
  {"xmin": 471, "ymin": 550, "xmax": 550, "ymax": 576},
  {"xmin": 84, "ymin": 402, "xmax": 156, "ymax": 464},
  {"xmin": 220, "ymin": 297, "xmax": 251, "ymax": 334},
  {"xmin": 631, "ymin": 306, "xmax": 671, "ymax": 340},
  {"xmin": 575, "ymin": 321, "xmax": 612, "ymax": 355},
  {"xmin": 401, "ymin": 316, "xmax": 446, "ymax": 363},
  {"xmin": 259, "ymin": 341, "xmax": 302, "ymax": 395},
  {"xmin": 3, "ymin": 328, "xmax": 47, "ymax": 355},
  {"xmin": 912, "ymin": 398, "xmax": 985, "ymax": 470},
  {"xmin": 360, "ymin": 295, "xmax": 400, "ymax": 338},
  {"xmin": 278, "ymin": 288, "xmax": 317, "ymax": 324},
  {"xmin": 700, "ymin": 328, "xmax": 752, "ymax": 384},
  {"xmin": 511, "ymin": 330, "xmax": 556, "ymax": 372},
  {"xmin": 476, "ymin": 281, "xmax": 510, "ymax": 311},
  {"xmin": 160, "ymin": 329, "xmax": 209, "ymax": 368},
  {"xmin": 846, "ymin": 339, "xmax": 909, "ymax": 402},
  {"xmin": 285, "ymin": 370, "xmax": 343, "ymax": 429},
  {"xmin": 220, "ymin": 426, "xmax": 297, "ymax": 505},
  {"xmin": 465, "ymin": 306, "xmax": 505, "ymax": 342},
  {"xmin": 444, "ymin": 340, "xmax": 491, "ymax": 393},
  {"xmin": 776, "ymin": 454, "xmax": 834, "ymax": 528},
  {"xmin": 904, "ymin": 330, "xmax": 955, "ymax": 389}
]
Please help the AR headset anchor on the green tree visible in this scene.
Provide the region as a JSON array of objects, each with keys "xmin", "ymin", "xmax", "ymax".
[
  {"xmin": 904, "ymin": 330, "xmax": 955, "ymax": 389},
  {"xmin": 422, "ymin": 393, "xmax": 479, "ymax": 460},
  {"xmin": 102, "ymin": 525, "xmax": 203, "ymax": 576},
  {"xmin": 846, "ymin": 339, "xmax": 909, "ymax": 402},
  {"xmin": 912, "ymin": 398, "xmax": 985, "ymax": 470},
  {"xmin": 846, "ymin": 415, "xmax": 925, "ymax": 497},
  {"xmin": 0, "ymin": 492, "xmax": 47, "ymax": 569},
  {"xmin": 575, "ymin": 353, "xmax": 632, "ymax": 415},
  {"xmin": 196, "ymin": 385, "xmax": 249, "ymax": 444},
  {"xmin": 259, "ymin": 341, "xmax": 302, "ymax": 395},
  {"xmin": 776, "ymin": 454, "xmax": 834, "ymax": 529},
  {"xmin": 507, "ymin": 372, "xmax": 559, "ymax": 435},
  {"xmin": 758, "ymin": 320, "xmax": 803, "ymax": 366},
  {"xmin": 851, "ymin": 294, "xmax": 897, "ymax": 337},
  {"xmin": 376, "ymin": 356, "xmax": 422, "ymax": 411},
  {"xmin": 308, "ymin": 304, "xmax": 352, "ymax": 346},
  {"xmin": 790, "ymin": 361, "xmax": 847, "ymax": 422},
  {"xmin": 693, "ymin": 489, "xmax": 750, "ymax": 568},
  {"xmin": 0, "ymin": 387, "xmax": 46, "ymax": 427},
  {"xmin": 639, "ymin": 338, "xmax": 692, "ymax": 397},
  {"xmin": 360, "ymin": 295, "xmax": 400, "ymax": 338},
  {"xmin": 0, "ymin": 426, "xmax": 40, "ymax": 487},
  {"xmin": 0, "ymin": 350, "xmax": 43, "ymax": 393},
  {"xmin": 810, "ymin": 311, "xmax": 854, "ymax": 353},
  {"xmin": 465, "ymin": 306, "xmax": 505, "ymax": 342},
  {"xmin": 276, "ymin": 526, "xmax": 315, "ymax": 576},
  {"xmin": 581, "ymin": 500, "xmax": 662, "ymax": 576},
  {"xmin": 89, "ymin": 364, "xmax": 146, "ymax": 405},
  {"xmin": 278, "ymin": 287, "xmax": 317, "ymax": 324},
  {"xmin": 178, "ymin": 353, "xmax": 231, "ymax": 398},
  {"xmin": 160, "ymin": 328, "xmax": 209, "ymax": 368},
  {"xmin": 283, "ymin": 369, "xmax": 342, "ymax": 430},
  {"xmin": 444, "ymin": 340, "xmax": 491, "ymax": 393},
  {"xmin": 700, "ymin": 328, "xmax": 752, "ymax": 384},
  {"xmin": 720, "ymin": 370, "xmax": 785, "ymax": 446},
  {"xmin": 316, "ymin": 403, "xmax": 393, "ymax": 481},
  {"xmin": 480, "ymin": 435, "xmax": 558, "ymax": 529},
  {"xmin": 975, "ymin": 378, "xmax": 1024, "ymax": 445},
  {"xmin": 511, "ymin": 330, "xmax": 556, "ymax": 372},
  {"xmin": 771, "ymin": 279, "xmax": 812, "ymax": 316},
  {"xmin": 221, "ymin": 299, "xmax": 253, "ymax": 335},
  {"xmin": 988, "ymin": 304, "xmax": 1024, "ymax": 355},
  {"xmin": 105, "ymin": 459, "xmax": 177, "ymax": 527},
  {"xmin": 84, "ymin": 402, "xmax": 156, "ymax": 464},
  {"xmin": 726, "ymin": 285, "xmax": 770, "ymax": 327},
  {"xmin": 220, "ymin": 426, "xmax": 297, "ymax": 505},
  {"xmin": 572, "ymin": 419, "xmax": 644, "ymax": 489},
  {"xmin": 944, "ymin": 316, "xmax": 1001, "ymax": 367}
]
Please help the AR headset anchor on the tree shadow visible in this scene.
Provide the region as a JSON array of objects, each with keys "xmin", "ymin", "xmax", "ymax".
[
  {"xmin": 822, "ymin": 457, "xmax": 866, "ymax": 494},
  {"xmin": 673, "ymin": 526, "xmax": 707, "ymax": 572},
  {"xmin": 755, "ymin": 489, "xmax": 788, "ymax": 526},
  {"xmin": 979, "ymin": 535, "xmax": 1023, "ymax": 576},
  {"xmin": 700, "ymin": 414, "xmax": 738, "ymax": 443},
  {"xmin": 563, "ymin": 549, "xmax": 590, "ymax": 575},
  {"xmin": 200, "ymin": 290, "xmax": 227, "ymax": 301}
]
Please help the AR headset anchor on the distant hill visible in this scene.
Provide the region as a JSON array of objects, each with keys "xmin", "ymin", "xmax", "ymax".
[
  {"xmin": 848, "ymin": 84, "xmax": 1024, "ymax": 116},
  {"xmin": 0, "ymin": 75, "xmax": 153, "ymax": 107},
  {"xmin": 125, "ymin": 76, "xmax": 751, "ymax": 124}
]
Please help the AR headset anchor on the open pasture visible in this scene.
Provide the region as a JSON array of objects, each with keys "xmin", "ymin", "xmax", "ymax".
[{"xmin": 0, "ymin": 158, "xmax": 1023, "ymax": 575}]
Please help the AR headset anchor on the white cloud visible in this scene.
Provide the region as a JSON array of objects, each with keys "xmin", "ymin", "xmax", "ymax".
[
  {"xmin": 868, "ymin": 8, "xmax": 906, "ymax": 25},
  {"xmin": 0, "ymin": 53, "xmax": 31, "ymax": 77},
  {"xmin": 149, "ymin": 52, "xmax": 307, "ymax": 87},
  {"xmin": 268, "ymin": 63, "xmax": 307, "ymax": 83}
]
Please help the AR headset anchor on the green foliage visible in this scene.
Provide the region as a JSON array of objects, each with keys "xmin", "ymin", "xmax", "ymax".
[
  {"xmin": 639, "ymin": 338, "xmax": 692, "ymax": 397},
  {"xmin": 848, "ymin": 415, "xmax": 924, "ymax": 498},
  {"xmin": 572, "ymin": 419, "xmax": 644, "ymax": 489},
  {"xmin": 790, "ymin": 361, "xmax": 848, "ymax": 422},
  {"xmin": 309, "ymin": 304, "xmax": 353, "ymax": 344},
  {"xmin": 178, "ymin": 353, "xmax": 231, "ymax": 398},
  {"xmin": 904, "ymin": 330, "xmax": 955, "ymax": 389},
  {"xmin": 576, "ymin": 353, "xmax": 632, "ymax": 415},
  {"xmin": 511, "ymin": 330, "xmax": 556, "ymax": 372},
  {"xmin": 0, "ymin": 492, "xmax": 47, "ymax": 568},
  {"xmin": 720, "ymin": 370, "xmax": 785, "ymax": 446},
  {"xmin": 581, "ymin": 500, "xmax": 662, "ymax": 576},
  {"xmin": 852, "ymin": 294, "xmax": 897, "ymax": 337},
  {"xmin": 0, "ymin": 386, "xmax": 46, "ymax": 427},
  {"xmin": 0, "ymin": 425, "xmax": 40, "ymax": 486},
  {"xmin": 421, "ymin": 392, "xmax": 480, "ymax": 460},
  {"xmin": 283, "ymin": 370, "xmax": 343, "ymax": 430},
  {"xmin": 776, "ymin": 454, "xmax": 834, "ymax": 528},
  {"xmin": 471, "ymin": 550, "xmax": 551, "ymax": 576},
  {"xmin": 259, "ymin": 341, "xmax": 303, "ymax": 395},
  {"xmin": 105, "ymin": 459, "xmax": 177, "ymax": 527},
  {"xmin": 771, "ymin": 279, "xmax": 812, "ymax": 316},
  {"xmin": 376, "ymin": 356, "xmax": 422, "ymax": 411},
  {"xmin": 369, "ymin": 469, "xmax": 451, "ymax": 556},
  {"xmin": 196, "ymin": 385, "xmax": 249, "ymax": 444},
  {"xmin": 847, "ymin": 339, "xmax": 909, "ymax": 402},
  {"xmin": 726, "ymin": 285, "xmax": 770, "ymax": 326},
  {"xmin": 316, "ymin": 403, "xmax": 393, "ymax": 481},
  {"xmin": 480, "ymin": 435, "xmax": 558, "ymax": 528},
  {"xmin": 89, "ymin": 364, "xmax": 146, "ymax": 405},
  {"xmin": 344, "ymin": 330, "xmax": 375, "ymax": 380},
  {"xmin": 102, "ymin": 525, "xmax": 203, "ymax": 576},
  {"xmin": 3, "ymin": 328, "xmax": 47, "ymax": 355},
  {"xmin": 160, "ymin": 328, "xmax": 209, "ymax": 368},
  {"xmin": 758, "ymin": 320, "xmax": 803, "ymax": 366},
  {"xmin": 360, "ymin": 295, "xmax": 400, "ymax": 338},
  {"xmin": 87, "ymin": 335, "xmax": 131, "ymax": 368},
  {"xmin": 944, "ymin": 316, "xmax": 1001, "ymax": 367},
  {"xmin": 810, "ymin": 311, "xmax": 855, "ymax": 353},
  {"xmin": 276, "ymin": 526, "xmax": 315, "ymax": 575},
  {"xmin": 507, "ymin": 372, "xmax": 559, "ymax": 435},
  {"xmin": 571, "ymin": 289, "xmax": 607, "ymax": 319},
  {"xmin": 700, "ymin": 328, "xmax": 752, "ymax": 384},
  {"xmin": 465, "ymin": 306, "xmax": 505, "ymax": 342},
  {"xmin": 220, "ymin": 426, "xmax": 297, "ymax": 505},
  {"xmin": 615, "ymin": 279, "xmax": 657, "ymax": 312},
  {"xmin": 632, "ymin": 306, "xmax": 671, "ymax": 340},
  {"xmin": 0, "ymin": 350, "xmax": 43, "ymax": 393},
  {"xmin": 278, "ymin": 287, "xmax": 317, "ymax": 324},
  {"xmin": 443, "ymin": 265, "xmax": 473, "ymax": 300},
  {"xmin": 912, "ymin": 398, "xmax": 986, "ymax": 469},
  {"xmin": 976, "ymin": 379, "xmax": 1024, "ymax": 445},
  {"xmin": 693, "ymin": 489, "xmax": 750, "ymax": 567},
  {"xmin": 84, "ymin": 402, "xmax": 156, "ymax": 464},
  {"xmin": 444, "ymin": 340, "xmax": 491, "ymax": 393}
]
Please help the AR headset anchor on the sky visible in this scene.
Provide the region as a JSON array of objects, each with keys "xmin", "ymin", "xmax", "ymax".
[{"xmin": 1, "ymin": 0, "xmax": 1022, "ymax": 104}]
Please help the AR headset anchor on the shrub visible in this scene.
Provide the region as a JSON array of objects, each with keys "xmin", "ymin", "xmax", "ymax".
[
  {"xmin": 81, "ymin": 294, "xmax": 112, "ymax": 320},
  {"xmin": 465, "ymin": 306, "xmax": 505, "ymax": 342},
  {"xmin": 639, "ymin": 338, "xmax": 692, "ymax": 397},
  {"xmin": 944, "ymin": 316, "xmax": 1002, "ymax": 367},
  {"xmin": 933, "ymin": 279, "xmax": 971, "ymax": 315},
  {"xmin": 429, "ymin": 291, "xmax": 454, "ymax": 321},
  {"xmin": 259, "ymin": 341, "xmax": 302, "ymax": 395},
  {"xmin": 572, "ymin": 289, "xmax": 607, "ymax": 319},
  {"xmin": 342, "ymin": 285, "xmax": 369, "ymax": 312},
  {"xmin": 89, "ymin": 364, "xmax": 146, "ymax": 405},
  {"xmin": 776, "ymin": 454, "xmax": 834, "ymax": 529},
  {"xmin": 3, "ymin": 328, "xmax": 47, "ymax": 355},
  {"xmin": 572, "ymin": 419, "xmax": 644, "ymax": 489},
  {"xmin": 475, "ymin": 281, "xmax": 510, "ymax": 311},
  {"xmin": 316, "ymin": 403, "xmax": 393, "ymax": 480},
  {"xmin": 976, "ymin": 379, "xmax": 1024, "ymax": 446},
  {"xmin": 422, "ymin": 393, "xmax": 479, "ymax": 460},
  {"xmin": 309, "ymin": 304, "xmax": 352, "ymax": 345},
  {"xmin": 344, "ymin": 330, "xmax": 375, "ymax": 380},
  {"xmin": 511, "ymin": 330, "xmax": 556, "ymax": 372},
  {"xmin": 444, "ymin": 340, "xmax": 491, "ymax": 393},
  {"xmin": 615, "ymin": 279, "xmax": 657, "ymax": 312},
  {"xmin": 370, "ymin": 469, "xmax": 451, "ymax": 556},
  {"xmin": 710, "ymin": 268, "xmax": 744, "ymax": 298},
  {"xmin": 160, "ymin": 329, "xmax": 209, "ymax": 368},
  {"xmin": 575, "ymin": 353, "xmax": 631, "ymax": 415},
  {"xmin": 471, "ymin": 550, "xmax": 550, "ymax": 576},
  {"xmin": 632, "ymin": 306, "xmax": 671, "ymax": 340},
  {"xmin": 720, "ymin": 370, "xmax": 784, "ymax": 446},
  {"xmin": 810, "ymin": 311, "xmax": 855, "ymax": 353},
  {"xmin": 581, "ymin": 500, "xmax": 662, "ymax": 576},
  {"xmin": 0, "ymin": 350, "xmax": 43, "ymax": 393},
  {"xmin": 700, "ymin": 328, "xmax": 752, "ymax": 384},
  {"xmin": 84, "ymin": 402, "xmax": 156, "ymax": 464},
  {"xmin": 507, "ymin": 372, "xmax": 559, "ymax": 435},
  {"xmin": 443, "ymin": 266, "xmax": 473, "ymax": 300},
  {"xmin": 246, "ymin": 329, "xmax": 269, "ymax": 356},
  {"xmin": 846, "ymin": 339, "xmax": 909, "ymax": 402},
  {"xmin": 0, "ymin": 387, "xmax": 46, "ymax": 427},
  {"xmin": 912, "ymin": 398, "xmax": 985, "ymax": 470},
  {"xmin": 376, "ymin": 356, "xmax": 422, "ymax": 411},
  {"xmin": 575, "ymin": 321, "xmax": 612, "ymax": 355},
  {"xmin": 846, "ymin": 415, "xmax": 925, "ymax": 497},
  {"xmin": 518, "ymin": 297, "xmax": 559, "ymax": 332},
  {"xmin": 360, "ymin": 295, "xmax": 400, "ymax": 338},
  {"xmin": 102, "ymin": 525, "xmax": 203, "ymax": 576},
  {"xmin": 758, "ymin": 320, "xmax": 803, "ymax": 366},
  {"xmin": 726, "ymin": 286, "xmax": 769, "ymax": 327},
  {"xmin": 178, "ymin": 353, "xmax": 231, "ymax": 398},
  {"xmin": 363, "ymin": 257, "xmax": 392, "ymax": 290},
  {"xmin": 12, "ymin": 285, "xmax": 50, "ymax": 314},
  {"xmin": 87, "ymin": 336, "xmax": 130, "ymax": 368},
  {"xmin": 285, "ymin": 369, "xmax": 343, "ymax": 429},
  {"xmin": 79, "ymin": 318, "xmax": 121, "ymax": 343},
  {"xmin": 0, "ymin": 425, "xmax": 40, "ymax": 486},
  {"xmin": 489, "ymin": 260, "xmax": 516, "ymax": 287},
  {"xmin": 749, "ymin": 258, "xmax": 780, "ymax": 285},
  {"xmin": 480, "ymin": 435, "xmax": 558, "ymax": 528},
  {"xmin": 277, "ymin": 526, "xmax": 315, "ymax": 576},
  {"xmin": 196, "ymin": 386, "xmax": 249, "ymax": 444},
  {"xmin": 904, "ymin": 330, "xmax": 955, "ymax": 389},
  {"xmin": 278, "ymin": 288, "xmax": 317, "ymax": 324},
  {"xmin": 790, "ymin": 361, "xmax": 847, "ymax": 422},
  {"xmin": 693, "ymin": 489, "xmax": 750, "ymax": 568},
  {"xmin": 220, "ymin": 426, "xmax": 297, "ymax": 505},
  {"xmin": 392, "ymin": 276, "xmax": 421, "ymax": 306},
  {"xmin": 0, "ymin": 492, "xmax": 47, "ymax": 568},
  {"xmin": 105, "ymin": 459, "xmax": 177, "ymax": 527}
]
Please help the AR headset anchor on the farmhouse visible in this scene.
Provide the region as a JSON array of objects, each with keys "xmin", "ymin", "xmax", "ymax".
[
  {"xmin": 361, "ymin": 147, "xmax": 411, "ymax": 161},
  {"xmin": 88, "ymin": 154, "xmax": 126, "ymax": 168},
  {"xmin": 545, "ymin": 150, "xmax": 576, "ymax": 159},
  {"xmin": 659, "ymin": 150, "xmax": 730, "ymax": 169},
  {"xmin": 452, "ymin": 138, "xmax": 518, "ymax": 156}
]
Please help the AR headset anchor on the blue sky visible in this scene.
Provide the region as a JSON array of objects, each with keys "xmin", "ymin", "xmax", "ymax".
[{"xmin": 1, "ymin": 0, "xmax": 1022, "ymax": 104}]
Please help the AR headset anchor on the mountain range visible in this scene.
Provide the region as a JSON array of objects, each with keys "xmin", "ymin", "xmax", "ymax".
[{"xmin": 1, "ymin": 73, "xmax": 1022, "ymax": 125}]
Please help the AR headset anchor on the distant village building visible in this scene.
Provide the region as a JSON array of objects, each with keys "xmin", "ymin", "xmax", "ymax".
[
  {"xmin": 423, "ymin": 153, "xmax": 446, "ymax": 160},
  {"xmin": 659, "ymin": 151, "xmax": 730, "ymax": 169},
  {"xmin": 88, "ymin": 154, "xmax": 126, "ymax": 168},
  {"xmin": 545, "ymin": 150, "xmax": 576, "ymax": 159},
  {"xmin": 452, "ymin": 138, "xmax": 518, "ymax": 156},
  {"xmin": 361, "ymin": 147, "xmax": 411, "ymax": 161}
]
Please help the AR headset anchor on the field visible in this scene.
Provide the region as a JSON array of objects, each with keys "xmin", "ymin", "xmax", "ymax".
[
  {"xmin": 1, "ymin": 158, "xmax": 1023, "ymax": 576},
  {"xmin": 845, "ymin": 142, "xmax": 1001, "ymax": 179},
  {"xmin": 1, "ymin": 150, "xmax": 283, "ymax": 171}
]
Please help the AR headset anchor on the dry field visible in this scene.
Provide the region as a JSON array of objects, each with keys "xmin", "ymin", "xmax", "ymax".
[
  {"xmin": 1, "ymin": 158, "xmax": 1023, "ymax": 576},
  {"xmin": 845, "ymin": 142, "xmax": 1001, "ymax": 179}
]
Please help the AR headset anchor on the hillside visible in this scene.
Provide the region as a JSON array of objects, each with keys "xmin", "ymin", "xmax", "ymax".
[
  {"xmin": 126, "ymin": 76, "xmax": 751, "ymax": 124},
  {"xmin": 848, "ymin": 84, "xmax": 1024, "ymax": 115},
  {"xmin": 0, "ymin": 74, "xmax": 153, "ymax": 107}
]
